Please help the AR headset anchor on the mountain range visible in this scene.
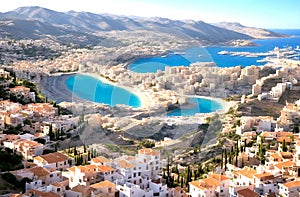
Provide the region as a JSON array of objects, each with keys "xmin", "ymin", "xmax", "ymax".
[{"xmin": 0, "ymin": 6, "xmax": 285, "ymax": 46}]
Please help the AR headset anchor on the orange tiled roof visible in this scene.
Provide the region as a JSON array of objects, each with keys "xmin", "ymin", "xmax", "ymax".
[
  {"xmin": 275, "ymin": 160, "xmax": 295, "ymax": 170},
  {"xmin": 51, "ymin": 181, "xmax": 68, "ymax": 187},
  {"xmin": 29, "ymin": 167, "xmax": 50, "ymax": 177},
  {"xmin": 270, "ymin": 153, "xmax": 283, "ymax": 161},
  {"xmin": 76, "ymin": 165, "xmax": 97, "ymax": 173},
  {"xmin": 276, "ymin": 132, "xmax": 293, "ymax": 137},
  {"xmin": 237, "ymin": 188, "xmax": 259, "ymax": 197},
  {"xmin": 97, "ymin": 165, "xmax": 114, "ymax": 172},
  {"xmin": 277, "ymin": 137, "xmax": 292, "ymax": 143},
  {"xmin": 118, "ymin": 160, "xmax": 135, "ymax": 169},
  {"xmin": 283, "ymin": 180, "xmax": 300, "ymax": 188},
  {"xmin": 71, "ymin": 185, "xmax": 90, "ymax": 194},
  {"xmin": 91, "ymin": 156, "xmax": 110, "ymax": 164},
  {"xmin": 189, "ymin": 177, "xmax": 222, "ymax": 190},
  {"xmin": 90, "ymin": 180, "xmax": 116, "ymax": 189},
  {"xmin": 253, "ymin": 172, "xmax": 274, "ymax": 181},
  {"xmin": 35, "ymin": 152, "xmax": 68, "ymax": 164},
  {"xmin": 262, "ymin": 132, "xmax": 274, "ymax": 138},
  {"xmin": 236, "ymin": 167, "xmax": 256, "ymax": 179},
  {"xmin": 139, "ymin": 148, "xmax": 160, "ymax": 156},
  {"xmin": 25, "ymin": 189, "xmax": 60, "ymax": 197},
  {"xmin": 209, "ymin": 173, "xmax": 229, "ymax": 181}
]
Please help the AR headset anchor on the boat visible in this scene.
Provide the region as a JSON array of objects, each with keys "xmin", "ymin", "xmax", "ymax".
[{"xmin": 218, "ymin": 50, "xmax": 229, "ymax": 55}]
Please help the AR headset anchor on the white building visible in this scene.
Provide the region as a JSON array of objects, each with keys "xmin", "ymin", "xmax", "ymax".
[
  {"xmin": 279, "ymin": 180, "xmax": 300, "ymax": 197},
  {"xmin": 189, "ymin": 174, "xmax": 230, "ymax": 197},
  {"xmin": 34, "ymin": 152, "xmax": 72, "ymax": 171}
]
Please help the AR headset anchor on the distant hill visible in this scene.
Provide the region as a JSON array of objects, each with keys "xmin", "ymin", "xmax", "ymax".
[
  {"xmin": 213, "ymin": 22, "xmax": 286, "ymax": 39},
  {"xmin": 0, "ymin": 6, "xmax": 284, "ymax": 46}
]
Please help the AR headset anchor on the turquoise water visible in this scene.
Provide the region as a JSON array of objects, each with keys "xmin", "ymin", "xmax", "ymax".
[
  {"xmin": 167, "ymin": 97, "xmax": 223, "ymax": 116},
  {"xmin": 129, "ymin": 29, "xmax": 300, "ymax": 72},
  {"xmin": 65, "ymin": 74, "xmax": 141, "ymax": 108}
]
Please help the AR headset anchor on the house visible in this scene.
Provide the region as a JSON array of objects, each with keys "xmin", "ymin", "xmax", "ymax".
[
  {"xmin": 168, "ymin": 187, "xmax": 188, "ymax": 197},
  {"xmin": 189, "ymin": 174, "xmax": 230, "ymax": 197},
  {"xmin": 67, "ymin": 165, "xmax": 117, "ymax": 188},
  {"xmin": 3, "ymin": 139, "xmax": 43, "ymax": 160},
  {"xmin": 90, "ymin": 156, "xmax": 111, "ymax": 166},
  {"xmin": 23, "ymin": 189, "xmax": 60, "ymax": 197},
  {"xmin": 279, "ymin": 180, "xmax": 300, "ymax": 197},
  {"xmin": 34, "ymin": 152, "xmax": 72, "ymax": 171},
  {"xmin": 252, "ymin": 172, "xmax": 277, "ymax": 195},
  {"xmin": 9, "ymin": 86, "xmax": 36, "ymax": 102},
  {"xmin": 4, "ymin": 112, "xmax": 24, "ymax": 127},
  {"xmin": 233, "ymin": 167, "xmax": 256, "ymax": 187},
  {"xmin": 49, "ymin": 180, "xmax": 69, "ymax": 196},
  {"xmin": 273, "ymin": 161, "xmax": 297, "ymax": 177},
  {"xmin": 90, "ymin": 180, "xmax": 118, "ymax": 197},
  {"xmin": 12, "ymin": 166, "xmax": 62, "ymax": 189},
  {"xmin": 138, "ymin": 148, "xmax": 162, "ymax": 179},
  {"xmin": 24, "ymin": 103, "xmax": 58, "ymax": 118},
  {"xmin": 116, "ymin": 179, "xmax": 167, "ymax": 197}
]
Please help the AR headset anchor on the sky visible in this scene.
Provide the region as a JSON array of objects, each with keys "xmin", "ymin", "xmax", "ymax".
[{"xmin": 0, "ymin": 0, "xmax": 299, "ymax": 29}]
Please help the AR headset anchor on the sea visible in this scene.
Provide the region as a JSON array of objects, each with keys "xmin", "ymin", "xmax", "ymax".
[{"xmin": 129, "ymin": 29, "xmax": 300, "ymax": 72}]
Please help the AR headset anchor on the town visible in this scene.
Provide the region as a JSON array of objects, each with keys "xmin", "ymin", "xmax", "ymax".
[
  {"xmin": 0, "ymin": 40, "xmax": 300, "ymax": 196},
  {"xmin": 0, "ymin": 2, "xmax": 300, "ymax": 197}
]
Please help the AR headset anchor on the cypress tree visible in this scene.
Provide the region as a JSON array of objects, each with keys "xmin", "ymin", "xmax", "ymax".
[
  {"xmin": 224, "ymin": 149, "xmax": 227, "ymax": 171},
  {"xmin": 221, "ymin": 149, "xmax": 224, "ymax": 169}
]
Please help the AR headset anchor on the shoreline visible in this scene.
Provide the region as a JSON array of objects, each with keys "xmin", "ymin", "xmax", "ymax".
[
  {"xmin": 41, "ymin": 71, "xmax": 228, "ymax": 116},
  {"xmin": 180, "ymin": 94, "xmax": 230, "ymax": 114}
]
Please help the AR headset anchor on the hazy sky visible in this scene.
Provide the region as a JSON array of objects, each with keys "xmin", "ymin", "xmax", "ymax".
[{"xmin": 0, "ymin": 0, "xmax": 299, "ymax": 29}]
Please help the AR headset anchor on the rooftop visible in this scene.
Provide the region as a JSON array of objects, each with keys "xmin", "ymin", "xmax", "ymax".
[
  {"xmin": 236, "ymin": 167, "xmax": 256, "ymax": 179},
  {"xmin": 91, "ymin": 156, "xmax": 110, "ymax": 164},
  {"xmin": 283, "ymin": 180, "xmax": 300, "ymax": 188},
  {"xmin": 90, "ymin": 180, "xmax": 116, "ymax": 189},
  {"xmin": 35, "ymin": 152, "xmax": 68, "ymax": 164},
  {"xmin": 237, "ymin": 188, "xmax": 259, "ymax": 197},
  {"xmin": 138, "ymin": 148, "xmax": 160, "ymax": 156}
]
